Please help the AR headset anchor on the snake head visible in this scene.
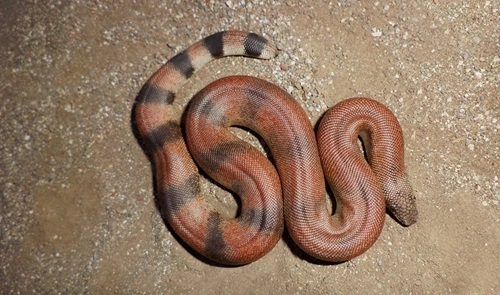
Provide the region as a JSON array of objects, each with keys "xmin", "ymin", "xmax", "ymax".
[{"xmin": 383, "ymin": 176, "xmax": 418, "ymax": 226}]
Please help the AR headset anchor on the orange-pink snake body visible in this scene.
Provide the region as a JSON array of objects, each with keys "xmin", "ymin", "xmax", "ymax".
[{"xmin": 133, "ymin": 31, "xmax": 418, "ymax": 265}]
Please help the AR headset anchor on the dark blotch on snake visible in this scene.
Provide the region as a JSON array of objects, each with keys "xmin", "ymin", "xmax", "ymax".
[{"xmin": 136, "ymin": 83, "xmax": 174, "ymax": 105}]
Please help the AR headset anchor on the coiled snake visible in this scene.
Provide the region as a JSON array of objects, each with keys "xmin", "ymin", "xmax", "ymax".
[{"xmin": 133, "ymin": 31, "xmax": 418, "ymax": 265}]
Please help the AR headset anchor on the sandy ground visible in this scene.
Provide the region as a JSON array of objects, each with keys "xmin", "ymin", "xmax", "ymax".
[{"xmin": 1, "ymin": 1, "xmax": 499, "ymax": 294}]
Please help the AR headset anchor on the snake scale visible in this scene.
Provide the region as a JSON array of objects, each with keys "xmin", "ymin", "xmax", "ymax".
[{"xmin": 133, "ymin": 31, "xmax": 418, "ymax": 265}]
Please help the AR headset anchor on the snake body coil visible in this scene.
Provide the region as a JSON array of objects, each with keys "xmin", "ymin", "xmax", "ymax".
[{"xmin": 133, "ymin": 31, "xmax": 418, "ymax": 265}]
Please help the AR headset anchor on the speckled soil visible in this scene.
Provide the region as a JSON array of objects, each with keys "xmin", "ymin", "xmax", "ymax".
[{"xmin": 1, "ymin": 1, "xmax": 498, "ymax": 294}]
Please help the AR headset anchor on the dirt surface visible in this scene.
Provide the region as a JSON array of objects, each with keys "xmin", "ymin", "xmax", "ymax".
[{"xmin": 1, "ymin": 1, "xmax": 499, "ymax": 294}]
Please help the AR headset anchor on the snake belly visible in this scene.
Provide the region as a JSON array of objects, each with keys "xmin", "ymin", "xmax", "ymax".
[{"xmin": 133, "ymin": 30, "xmax": 418, "ymax": 265}]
